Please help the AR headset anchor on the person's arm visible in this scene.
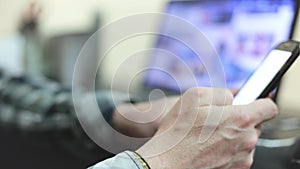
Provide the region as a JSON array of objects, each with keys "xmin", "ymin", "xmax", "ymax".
[
  {"xmin": 89, "ymin": 87, "xmax": 278, "ymax": 169},
  {"xmin": 137, "ymin": 88, "xmax": 278, "ymax": 169}
]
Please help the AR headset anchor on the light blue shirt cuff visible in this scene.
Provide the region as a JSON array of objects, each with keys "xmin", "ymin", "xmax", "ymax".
[{"xmin": 88, "ymin": 151, "xmax": 145, "ymax": 169}]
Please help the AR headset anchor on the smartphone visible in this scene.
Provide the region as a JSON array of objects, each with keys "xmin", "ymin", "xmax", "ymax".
[{"xmin": 233, "ymin": 40, "xmax": 300, "ymax": 105}]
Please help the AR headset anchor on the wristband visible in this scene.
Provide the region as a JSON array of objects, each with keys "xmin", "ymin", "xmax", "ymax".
[{"xmin": 133, "ymin": 152, "xmax": 151, "ymax": 169}]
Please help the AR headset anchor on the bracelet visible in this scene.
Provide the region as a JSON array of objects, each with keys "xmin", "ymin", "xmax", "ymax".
[{"xmin": 133, "ymin": 152, "xmax": 151, "ymax": 169}]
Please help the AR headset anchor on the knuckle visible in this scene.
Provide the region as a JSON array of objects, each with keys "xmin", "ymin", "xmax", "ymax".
[
  {"xmin": 244, "ymin": 136, "xmax": 258, "ymax": 151},
  {"xmin": 242, "ymin": 158, "xmax": 253, "ymax": 169},
  {"xmin": 237, "ymin": 111, "xmax": 252, "ymax": 128},
  {"xmin": 236, "ymin": 156, "xmax": 254, "ymax": 169}
]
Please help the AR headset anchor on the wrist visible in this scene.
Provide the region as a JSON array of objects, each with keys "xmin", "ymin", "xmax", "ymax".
[
  {"xmin": 133, "ymin": 151, "xmax": 151, "ymax": 169},
  {"xmin": 136, "ymin": 148, "xmax": 162, "ymax": 169}
]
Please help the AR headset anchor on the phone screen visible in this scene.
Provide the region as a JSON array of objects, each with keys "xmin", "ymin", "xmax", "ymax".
[{"xmin": 233, "ymin": 50, "xmax": 292, "ymax": 105}]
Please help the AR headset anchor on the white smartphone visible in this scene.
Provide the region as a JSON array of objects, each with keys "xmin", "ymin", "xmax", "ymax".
[{"xmin": 233, "ymin": 40, "xmax": 300, "ymax": 105}]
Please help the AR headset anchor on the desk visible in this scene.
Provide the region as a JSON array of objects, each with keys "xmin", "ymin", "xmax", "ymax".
[
  {"xmin": 252, "ymin": 116, "xmax": 300, "ymax": 169},
  {"xmin": 252, "ymin": 146, "xmax": 291, "ymax": 169}
]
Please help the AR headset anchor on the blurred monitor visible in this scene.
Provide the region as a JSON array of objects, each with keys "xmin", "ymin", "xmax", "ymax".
[{"xmin": 144, "ymin": 0, "xmax": 299, "ymax": 93}]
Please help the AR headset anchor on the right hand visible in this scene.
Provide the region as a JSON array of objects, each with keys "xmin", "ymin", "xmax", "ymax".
[{"xmin": 137, "ymin": 87, "xmax": 278, "ymax": 169}]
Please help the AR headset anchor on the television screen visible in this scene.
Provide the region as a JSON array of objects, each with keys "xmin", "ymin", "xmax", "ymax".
[{"xmin": 144, "ymin": 0, "xmax": 298, "ymax": 92}]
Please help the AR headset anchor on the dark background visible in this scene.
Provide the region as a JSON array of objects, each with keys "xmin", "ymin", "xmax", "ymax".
[
  {"xmin": 0, "ymin": 127, "xmax": 112, "ymax": 169},
  {"xmin": 0, "ymin": 126, "xmax": 296, "ymax": 169}
]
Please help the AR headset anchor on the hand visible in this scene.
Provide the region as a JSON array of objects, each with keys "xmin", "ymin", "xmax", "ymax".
[
  {"xmin": 111, "ymin": 96, "xmax": 179, "ymax": 138},
  {"xmin": 137, "ymin": 87, "xmax": 278, "ymax": 169}
]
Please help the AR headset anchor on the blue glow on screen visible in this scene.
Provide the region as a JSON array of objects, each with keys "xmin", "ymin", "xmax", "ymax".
[{"xmin": 144, "ymin": 0, "xmax": 296, "ymax": 92}]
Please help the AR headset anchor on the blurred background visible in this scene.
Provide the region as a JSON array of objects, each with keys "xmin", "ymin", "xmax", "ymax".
[
  {"xmin": 1, "ymin": 0, "xmax": 300, "ymax": 169},
  {"xmin": 0, "ymin": 1, "xmax": 166, "ymax": 168}
]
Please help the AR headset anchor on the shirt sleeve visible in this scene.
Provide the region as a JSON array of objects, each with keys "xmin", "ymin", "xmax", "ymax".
[{"xmin": 88, "ymin": 151, "xmax": 145, "ymax": 169}]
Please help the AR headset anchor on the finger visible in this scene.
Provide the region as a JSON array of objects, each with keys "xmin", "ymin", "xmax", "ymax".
[
  {"xmin": 268, "ymin": 92, "xmax": 275, "ymax": 100},
  {"xmin": 238, "ymin": 129, "xmax": 258, "ymax": 152},
  {"xmin": 228, "ymin": 99, "xmax": 278, "ymax": 128},
  {"xmin": 246, "ymin": 99, "xmax": 278, "ymax": 125},
  {"xmin": 182, "ymin": 87, "xmax": 233, "ymax": 108},
  {"xmin": 230, "ymin": 88, "xmax": 239, "ymax": 96},
  {"xmin": 233, "ymin": 150, "xmax": 255, "ymax": 169}
]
